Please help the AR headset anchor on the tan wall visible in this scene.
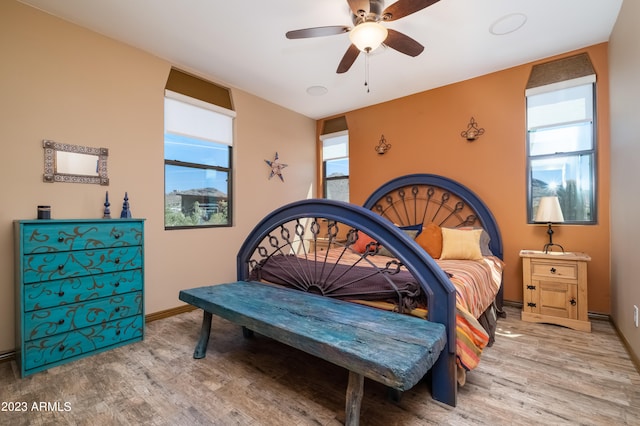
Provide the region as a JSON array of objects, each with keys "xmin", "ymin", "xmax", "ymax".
[
  {"xmin": 333, "ymin": 43, "xmax": 611, "ymax": 313},
  {"xmin": 609, "ymin": 0, "xmax": 640, "ymax": 362},
  {"xmin": 0, "ymin": 2, "xmax": 316, "ymax": 353}
]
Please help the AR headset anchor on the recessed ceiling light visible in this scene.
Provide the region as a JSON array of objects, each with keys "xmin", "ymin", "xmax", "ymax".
[
  {"xmin": 306, "ymin": 85, "xmax": 328, "ymax": 96},
  {"xmin": 489, "ymin": 13, "xmax": 527, "ymax": 36}
]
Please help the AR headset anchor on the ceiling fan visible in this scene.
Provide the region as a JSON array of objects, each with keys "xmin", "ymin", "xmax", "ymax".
[{"xmin": 286, "ymin": 0, "xmax": 440, "ymax": 74}]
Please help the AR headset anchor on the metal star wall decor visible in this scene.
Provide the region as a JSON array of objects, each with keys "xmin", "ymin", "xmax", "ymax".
[{"xmin": 265, "ymin": 152, "xmax": 288, "ymax": 182}]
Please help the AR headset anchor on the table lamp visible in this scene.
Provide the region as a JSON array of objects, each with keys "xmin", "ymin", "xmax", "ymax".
[{"xmin": 535, "ymin": 196, "xmax": 565, "ymax": 253}]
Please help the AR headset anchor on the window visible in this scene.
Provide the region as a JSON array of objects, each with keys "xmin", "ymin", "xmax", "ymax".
[
  {"xmin": 321, "ymin": 131, "xmax": 349, "ymax": 202},
  {"xmin": 526, "ymin": 80, "xmax": 596, "ymax": 223},
  {"xmin": 164, "ymin": 91, "xmax": 235, "ymax": 229}
]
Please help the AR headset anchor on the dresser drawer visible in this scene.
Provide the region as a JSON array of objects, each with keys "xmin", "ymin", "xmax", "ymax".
[
  {"xmin": 24, "ymin": 315, "xmax": 144, "ymax": 371},
  {"xmin": 22, "ymin": 222, "xmax": 143, "ymax": 254},
  {"xmin": 24, "ymin": 269, "xmax": 143, "ymax": 311},
  {"xmin": 530, "ymin": 260, "xmax": 577, "ymax": 280},
  {"xmin": 22, "ymin": 246, "xmax": 142, "ymax": 284},
  {"xmin": 25, "ymin": 291, "xmax": 142, "ymax": 340}
]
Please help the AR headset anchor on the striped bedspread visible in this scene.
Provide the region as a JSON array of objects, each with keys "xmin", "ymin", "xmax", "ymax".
[{"xmin": 316, "ymin": 249, "xmax": 504, "ymax": 372}]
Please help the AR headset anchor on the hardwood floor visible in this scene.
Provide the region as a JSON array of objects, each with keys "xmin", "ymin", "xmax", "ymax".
[{"xmin": 1, "ymin": 306, "xmax": 639, "ymax": 425}]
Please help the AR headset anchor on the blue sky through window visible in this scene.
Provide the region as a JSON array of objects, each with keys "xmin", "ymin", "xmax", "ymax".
[{"xmin": 165, "ymin": 133, "xmax": 229, "ymax": 193}]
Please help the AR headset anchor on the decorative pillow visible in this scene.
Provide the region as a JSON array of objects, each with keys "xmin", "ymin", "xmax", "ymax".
[
  {"xmin": 440, "ymin": 228, "xmax": 483, "ymax": 260},
  {"xmin": 415, "ymin": 222, "xmax": 443, "ymax": 259},
  {"xmin": 353, "ymin": 231, "xmax": 378, "ymax": 254},
  {"xmin": 401, "ymin": 229, "xmax": 420, "ymax": 239},
  {"xmin": 399, "ymin": 223, "xmax": 423, "ymax": 237},
  {"xmin": 377, "ymin": 229, "xmax": 420, "ymax": 257},
  {"xmin": 458, "ymin": 226, "xmax": 492, "ymax": 256}
]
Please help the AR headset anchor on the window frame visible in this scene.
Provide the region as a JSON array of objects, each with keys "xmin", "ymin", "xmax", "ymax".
[
  {"xmin": 164, "ymin": 90, "xmax": 235, "ymax": 230},
  {"xmin": 525, "ymin": 78, "xmax": 597, "ymax": 224},
  {"xmin": 320, "ymin": 130, "xmax": 349, "ymax": 202}
]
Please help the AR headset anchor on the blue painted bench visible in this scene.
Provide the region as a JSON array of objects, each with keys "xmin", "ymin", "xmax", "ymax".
[{"xmin": 179, "ymin": 281, "xmax": 447, "ymax": 426}]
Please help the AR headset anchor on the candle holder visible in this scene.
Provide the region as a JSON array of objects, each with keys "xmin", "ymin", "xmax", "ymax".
[
  {"xmin": 375, "ymin": 135, "xmax": 391, "ymax": 155},
  {"xmin": 461, "ymin": 117, "xmax": 485, "ymax": 141}
]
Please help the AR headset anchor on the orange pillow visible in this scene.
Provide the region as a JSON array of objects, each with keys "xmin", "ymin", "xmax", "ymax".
[
  {"xmin": 352, "ymin": 232, "xmax": 377, "ymax": 253},
  {"xmin": 415, "ymin": 222, "xmax": 443, "ymax": 258}
]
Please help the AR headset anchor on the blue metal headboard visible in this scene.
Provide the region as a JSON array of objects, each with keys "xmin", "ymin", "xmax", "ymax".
[{"xmin": 363, "ymin": 173, "xmax": 503, "ymax": 260}]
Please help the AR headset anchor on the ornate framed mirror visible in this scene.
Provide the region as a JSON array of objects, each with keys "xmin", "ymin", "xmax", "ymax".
[{"xmin": 43, "ymin": 139, "xmax": 109, "ymax": 185}]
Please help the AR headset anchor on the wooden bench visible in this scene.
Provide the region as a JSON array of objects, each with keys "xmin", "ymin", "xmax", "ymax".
[{"xmin": 179, "ymin": 281, "xmax": 447, "ymax": 426}]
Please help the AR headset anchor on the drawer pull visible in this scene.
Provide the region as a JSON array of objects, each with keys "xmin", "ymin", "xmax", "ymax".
[
  {"xmin": 114, "ymin": 282, "xmax": 120, "ymax": 287},
  {"xmin": 570, "ymin": 298, "xmax": 577, "ymax": 306},
  {"xmin": 57, "ymin": 264, "xmax": 64, "ymax": 270},
  {"xmin": 114, "ymin": 258, "xmax": 120, "ymax": 264},
  {"xmin": 114, "ymin": 234, "xmax": 121, "ymax": 239},
  {"xmin": 550, "ymin": 267, "xmax": 557, "ymax": 274},
  {"xmin": 57, "ymin": 237, "xmax": 64, "ymax": 243},
  {"xmin": 115, "ymin": 307, "xmax": 120, "ymax": 312},
  {"xmin": 527, "ymin": 302, "xmax": 537, "ymax": 307},
  {"xmin": 58, "ymin": 319, "xmax": 65, "ymax": 325},
  {"xmin": 58, "ymin": 345, "xmax": 65, "ymax": 352},
  {"xmin": 116, "ymin": 329, "xmax": 121, "ymax": 336},
  {"xmin": 527, "ymin": 285, "xmax": 536, "ymax": 290},
  {"xmin": 58, "ymin": 291, "xmax": 65, "ymax": 297}
]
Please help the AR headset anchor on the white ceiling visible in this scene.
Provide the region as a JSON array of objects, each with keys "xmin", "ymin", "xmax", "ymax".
[{"xmin": 19, "ymin": 0, "xmax": 622, "ymax": 120}]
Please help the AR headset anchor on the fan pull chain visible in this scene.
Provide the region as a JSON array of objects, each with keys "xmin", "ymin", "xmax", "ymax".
[{"xmin": 364, "ymin": 49, "xmax": 370, "ymax": 93}]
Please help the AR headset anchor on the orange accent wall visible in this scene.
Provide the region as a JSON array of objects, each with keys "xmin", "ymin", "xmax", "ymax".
[{"xmin": 323, "ymin": 43, "xmax": 611, "ymax": 313}]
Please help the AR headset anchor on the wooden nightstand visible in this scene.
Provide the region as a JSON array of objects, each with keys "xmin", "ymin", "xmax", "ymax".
[
  {"xmin": 520, "ymin": 250, "xmax": 591, "ymax": 332},
  {"xmin": 311, "ymin": 238, "xmax": 331, "ymax": 253},
  {"xmin": 310, "ymin": 238, "xmax": 347, "ymax": 253}
]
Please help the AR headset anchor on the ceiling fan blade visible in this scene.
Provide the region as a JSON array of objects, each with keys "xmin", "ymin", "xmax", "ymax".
[
  {"xmin": 286, "ymin": 26, "xmax": 350, "ymax": 39},
  {"xmin": 384, "ymin": 29, "xmax": 424, "ymax": 57},
  {"xmin": 347, "ymin": 0, "xmax": 370, "ymax": 16},
  {"xmin": 382, "ymin": 0, "xmax": 440, "ymax": 21},
  {"xmin": 337, "ymin": 44, "xmax": 361, "ymax": 73}
]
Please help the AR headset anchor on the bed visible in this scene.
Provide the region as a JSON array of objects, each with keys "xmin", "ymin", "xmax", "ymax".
[{"xmin": 237, "ymin": 173, "xmax": 504, "ymax": 405}]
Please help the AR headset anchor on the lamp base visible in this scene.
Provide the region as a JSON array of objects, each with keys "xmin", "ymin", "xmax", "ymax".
[
  {"xmin": 542, "ymin": 243, "xmax": 564, "ymax": 254},
  {"xmin": 542, "ymin": 222, "xmax": 564, "ymax": 254}
]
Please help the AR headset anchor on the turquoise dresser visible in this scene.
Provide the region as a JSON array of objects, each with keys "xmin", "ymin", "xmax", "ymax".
[{"xmin": 14, "ymin": 219, "xmax": 145, "ymax": 377}]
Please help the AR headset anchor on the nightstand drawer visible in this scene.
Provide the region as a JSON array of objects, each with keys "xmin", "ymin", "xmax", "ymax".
[
  {"xmin": 531, "ymin": 261, "xmax": 577, "ymax": 280},
  {"xmin": 310, "ymin": 238, "xmax": 346, "ymax": 253},
  {"xmin": 312, "ymin": 238, "xmax": 330, "ymax": 252}
]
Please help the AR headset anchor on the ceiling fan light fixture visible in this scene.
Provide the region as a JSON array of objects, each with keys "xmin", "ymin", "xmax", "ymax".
[{"xmin": 349, "ymin": 22, "xmax": 388, "ymax": 52}]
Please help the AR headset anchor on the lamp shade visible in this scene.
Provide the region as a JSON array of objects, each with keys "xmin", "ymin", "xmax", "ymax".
[
  {"xmin": 349, "ymin": 22, "xmax": 388, "ymax": 52},
  {"xmin": 535, "ymin": 196, "xmax": 564, "ymax": 223}
]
